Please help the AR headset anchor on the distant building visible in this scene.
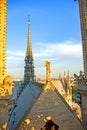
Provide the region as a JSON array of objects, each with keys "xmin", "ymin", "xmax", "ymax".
[{"xmin": 24, "ymin": 20, "xmax": 35, "ymax": 85}]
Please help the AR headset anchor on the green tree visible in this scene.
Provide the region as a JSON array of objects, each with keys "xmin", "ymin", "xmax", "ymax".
[{"xmin": 72, "ymin": 85, "xmax": 77, "ymax": 94}]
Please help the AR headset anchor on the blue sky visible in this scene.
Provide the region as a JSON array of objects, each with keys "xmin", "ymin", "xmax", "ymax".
[{"xmin": 7, "ymin": 0, "xmax": 83, "ymax": 80}]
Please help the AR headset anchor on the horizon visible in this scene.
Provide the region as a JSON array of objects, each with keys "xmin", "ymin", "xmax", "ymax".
[{"xmin": 7, "ymin": 0, "xmax": 83, "ymax": 80}]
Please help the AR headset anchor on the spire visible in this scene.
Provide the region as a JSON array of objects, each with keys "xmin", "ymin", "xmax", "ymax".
[
  {"xmin": 26, "ymin": 17, "xmax": 32, "ymax": 56},
  {"xmin": 23, "ymin": 17, "xmax": 35, "ymax": 85},
  {"xmin": 67, "ymin": 71, "xmax": 71, "ymax": 89},
  {"xmin": 64, "ymin": 71, "xmax": 66, "ymax": 77}
]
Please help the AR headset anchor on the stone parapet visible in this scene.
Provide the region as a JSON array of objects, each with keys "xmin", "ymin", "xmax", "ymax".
[
  {"xmin": 76, "ymin": 78, "xmax": 87, "ymax": 129},
  {"xmin": 77, "ymin": 79, "xmax": 87, "ymax": 92}
]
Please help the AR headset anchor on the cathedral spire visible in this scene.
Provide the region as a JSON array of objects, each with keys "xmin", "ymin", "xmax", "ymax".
[
  {"xmin": 24, "ymin": 19, "xmax": 35, "ymax": 85},
  {"xmin": 26, "ymin": 18, "xmax": 32, "ymax": 56}
]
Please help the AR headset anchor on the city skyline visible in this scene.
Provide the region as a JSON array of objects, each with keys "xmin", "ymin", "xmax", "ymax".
[{"xmin": 7, "ymin": 0, "xmax": 83, "ymax": 80}]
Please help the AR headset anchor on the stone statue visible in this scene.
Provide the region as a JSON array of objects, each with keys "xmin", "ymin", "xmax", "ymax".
[
  {"xmin": 0, "ymin": 75, "xmax": 13, "ymax": 96},
  {"xmin": 44, "ymin": 61, "xmax": 55, "ymax": 91},
  {"xmin": 44, "ymin": 61, "xmax": 51, "ymax": 82}
]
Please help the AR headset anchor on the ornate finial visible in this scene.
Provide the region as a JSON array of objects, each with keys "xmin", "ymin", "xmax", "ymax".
[
  {"xmin": 67, "ymin": 71, "xmax": 71, "ymax": 89},
  {"xmin": 67, "ymin": 71, "xmax": 70, "ymax": 82},
  {"xmin": 63, "ymin": 71, "xmax": 66, "ymax": 80},
  {"xmin": 64, "ymin": 71, "xmax": 66, "ymax": 76},
  {"xmin": 65, "ymin": 71, "xmax": 72, "ymax": 107},
  {"xmin": 67, "ymin": 70, "xmax": 70, "ymax": 78}
]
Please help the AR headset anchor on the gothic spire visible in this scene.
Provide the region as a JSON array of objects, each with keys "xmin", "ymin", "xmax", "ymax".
[
  {"xmin": 23, "ymin": 18, "xmax": 35, "ymax": 85},
  {"xmin": 67, "ymin": 71, "xmax": 71, "ymax": 89},
  {"xmin": 26, "ymin": 19, "xmax": 32, "ymax": 56}
]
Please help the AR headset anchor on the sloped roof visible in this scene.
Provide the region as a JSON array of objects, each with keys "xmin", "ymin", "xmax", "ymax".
[
  {"xmin": 52, "ymin": 79, "xmax": 66, "ymax": 96},
  {"xmin": 18, "ymin": 83, "xmax": 84, "ymax": 130},
  {"xmin": 8, "ymin": 81, "xmax": 43, "ymax": 130},
  {"xmin": 38, "ymin": 79, "xmax": 67, "ymax": 96},
  {"xmin": 8, "ymin": 81, "xmax": 85, "ymax": 130},
  {"xmin": 11, "ymin": 82, "xmax": 22, "ymax": 100}
]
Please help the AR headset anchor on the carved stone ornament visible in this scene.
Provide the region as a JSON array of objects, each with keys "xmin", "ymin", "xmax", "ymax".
[{"xmin": 0, "ymin": 75, "xmax": 13, "ymax": 96}]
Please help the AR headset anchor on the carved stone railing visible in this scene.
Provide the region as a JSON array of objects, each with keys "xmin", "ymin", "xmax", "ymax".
[
  {"xmin": 76, "ymin": 79, "xmax": 87, "ymax": 92},
  {"xmin": 74, "ymin": 73, "xmax": 87, "ymax": 92}
]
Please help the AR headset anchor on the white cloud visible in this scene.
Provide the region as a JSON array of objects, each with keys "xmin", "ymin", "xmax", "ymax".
[
  {"xmin": 7, "ymin": 40, "xmax": 83, "ymax": 79},
  {"xmin": 34, "ymin": 41, "xmax": 82, "ymax": 58},
  {"xmin": 7, "ymin": 41, "xmax": 82, "ymax": 61},
  {"xmin": 7, "ymin": 56, "xmax": 24, "ymax": 61},
  {"xmin": 7, "ymin": 50, "xmax": 25, "ymax": 61},
  {"xmin": 48, "ymin": 42, "xmax": 82, "ymax": 57},
  {"xmin": 34, "ymin": 52, "xmax": 48, "ymax": 57},
  {"xmin": 7, "ymin": 50, "xmax": 25, "ymax": 57}
]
